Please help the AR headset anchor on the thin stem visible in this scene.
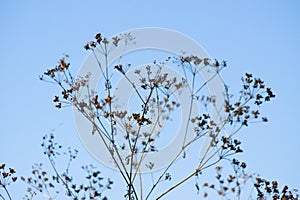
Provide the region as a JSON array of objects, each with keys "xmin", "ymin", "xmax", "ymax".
[
  {"xmin": 40, "ymin": 173, "xmax": 52, "ymax": 198},
  {"xmin": 92, "ymin": 50, "xmax": 106, "ymax": 80},
  {"xmin": 74, "ymin": 105, "xmax": 141, "ymax": 199},
  {"xmin": 48, "ymin": 155, "xmax": 75, "ymax": 198},
  {"xmin": 132, "ymin": 88, "xmax": 165, "ymax": 182},
  {"xmin": 128, "ymin": 87, "xmax": 154, "ymax": 199},
  {"xmin": 145, "ymin": 69, "xmax": 250, "ymax": 199},
  {"xmin": 1, "ymin": 185, "xmax": 12, "ymax": 200},
  {"xmin": 156, "ymin": 149, "xmax": 223, "ymax": 200},
  {"xmin": 139, "ymin": 169, "xmax": 143, "ymax": 200},
  {"xmin": 145, "ymin": 143, "xmax": 186, "ymax": 200},
  {"xmin": 154, "ymin": 118, "xmax": 228, "ymax": 200},
  {"xmin": 102, "ymin": 43, "xmax": 115, "ymax": 143},
  {"xmin": 122, "ymin": 73, "xmax": 146, "ymax": 104},
  {"xmin": 82, "ymin": 109, "xmax": 131, "ymax": 183},
  {"xmin": 182, "ymin": 71, "xmax": 196, "ymax": 148},
  {"xmin": 0, "ymin": 193, "xmax": 5, "ymax": 200},
  {"xmin": 155, "ymin": 169, "xmax": 200, "ymax": 200},
  {"xmin": 145, "ymin": 127, "xmax": 208, "ymax": 199},
  {"xmin": 194, "ymin": 69, "xmax": 219, "ymax": 95}
]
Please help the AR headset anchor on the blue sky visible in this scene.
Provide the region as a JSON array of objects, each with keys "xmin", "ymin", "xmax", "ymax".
[{"xmin": 1, "ymin": 1, "xmax": 300, "ymax": 199}]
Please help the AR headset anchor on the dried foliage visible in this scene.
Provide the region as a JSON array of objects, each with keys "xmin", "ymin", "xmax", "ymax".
[
  {"xmin": 21, "ymin": 133, "xmax": 112, "ymax": 200},
  {"xmin": 1, "ymin": 32, "xmax": 297, "ymax": 200},
  {"xmin": 0, "ymin": 164, "xmax": 17, "ymax": 200},
  {"xmin": 37, "ymin": 32, "xmax": 298, "ymax": 200},
  {"xmin": 254, "ymin": 178, "xmax": 299, "ymax": 200}
]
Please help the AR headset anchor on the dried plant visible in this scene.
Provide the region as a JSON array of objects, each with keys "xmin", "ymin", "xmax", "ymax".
[
  {"xmin": 0, "ymin": 31, "xmax": 293, "ymax": 200},
  {"xmin": 21, "ymin": 133, "xmax": 112, "ymax": 200},
  {"xmin": 37, "ymin": 32, "xmax": 297, "ymax": 200},
  {"xmin": 0, "ymin": 164, "xmax": 17, "ymax": 200}
]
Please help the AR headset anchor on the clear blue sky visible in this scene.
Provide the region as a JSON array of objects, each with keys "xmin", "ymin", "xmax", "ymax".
[{"xmin": 1, "ymin": 1, "xmax": 300, "ymax": 199}]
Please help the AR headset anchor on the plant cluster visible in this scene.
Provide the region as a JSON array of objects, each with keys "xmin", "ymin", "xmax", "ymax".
[
  {"xmin": 38, "ymin": 32, "xmax": 286, "ymax": 200},
  {"xmin": 0, "ymin": 164, "xmax": 17, "ymax": 200},
  {"xmin": 21, "ymin": 133, "xmax": 112, "ymax": 200},
  {"xmin": 1, "ymin": 32, "xmax": 298, "ymax": 200}
]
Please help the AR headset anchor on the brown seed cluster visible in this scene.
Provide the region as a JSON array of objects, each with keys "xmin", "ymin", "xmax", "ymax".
[
  {"xmin": 224, "ymin": 73, "xmax": 275, "ymax": 126},
  {"xmin": 254, "ymin": 177, "xmax": 299, "ymax": 199},
  {"xmin": 0, "ymin": 164, "xmax": 17, "ymax": 186}
]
